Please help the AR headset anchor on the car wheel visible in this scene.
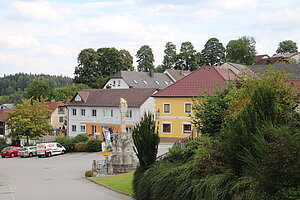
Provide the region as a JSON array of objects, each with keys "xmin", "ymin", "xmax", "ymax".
[
  {"xmin": 1, "ymin": 156, "xmax": 5, "ymax": 158},
  {"xmin": 47, "ymin": 152, "xmax": 52, "ymax": 157},
  {"xmin": 20, "ymin": 156, "xmax": 24, "ymax": 158},
  {"xmin": 61, "ymin": 150, "xmax": 65, "ymax": 155},
  {"xmin": 38, "ymin": 155, "xmax": 42, "ymax": 158},
  {"xmin": 29, "ymin": 153, "xmax": 33, "ymax": 157},
  {"xmin": 11, "ymin": 153, "xmax": 15, "ymax": 158}
]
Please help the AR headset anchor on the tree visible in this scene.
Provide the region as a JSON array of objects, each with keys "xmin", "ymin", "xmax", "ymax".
[
  {"xmin": 25, "ymin": 80, "xmax": 52, "ymax": 101},
  {"xmin": 132, "ymin": 112, "xmax": 160, "ymax": 170},
  {"xmin": 161, "ymin": 42, "xmax": 177, "ymax": 71},
  {"xmin": 74, "ymin": 47, "xmax": 133, "ymax": 88},
  {"xmin": 201, "ymin": 38, "xmax": 225, "ymax": 66},
  {"xmin": 276, "ymin": 40, "xmax": 298, "ymax": 54},
  {"xmin": 136, "ymin": 45, "xmax": 155, "ymax": 72},
  {"xmin": 226, "ymin": 36, "xmax": 256, "ymax": 65},
  {"xmin": 74, "ymin": 48, "xmax": 99, "ymax": 88},
  {"xmin": 6, "ymin": 98, "xmax": 53, "ymax": 144},
  {"xmin": 175, "ymin": 41, "xmax": 199, "ymax": 71}
]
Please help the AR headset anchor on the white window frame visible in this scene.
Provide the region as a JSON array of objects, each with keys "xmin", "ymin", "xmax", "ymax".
[
  {"xmin": 103, "ymin": 109, "xmax": 113, "ymax": 118},
  {"xmin": 182, "ymin": 122, "xmax": 192, "ymax": 134},
  {"xmin": 162, "ymin": 122, "xmax": 172, "ymax": 134},
  {"xmin": 126, "ymin": 110, "xmax": 133, "ymax": 118},
  {"xmin": 80, "ymin": 125, "xmax": 86, "ymax": 133},
  {"xmin": 59, "ymin": 116, "xmax": 64, "ymax": 123},
  {"xmin": 92, "ymin": 109, "xmax": 97, "ymax": 117},
  {"xmin": 184, "ymin": 102, "xmax": 192, "ymax": 114},
  {"xmin": 72, "ymin": 125, "xmax": 76, "ymax": 132},
  {"xmin": 81, "ymin": 109, "xmax": 85, "ymax": 116},
  {"xmin": 163, "ymin": 103, "xmax": 171, "ymax": 114},
  {"xmin": 75, "ymin": 95, "xmax": 81, "ymax": 102},
  {"xmin": 143, "ymin": 80, "xmax": 147, "ymax": 85},
  {"xmin": 72, "ymin": 109, "xmax": 76, "ymax": 116},
  {"xmin": 133, "ymin": 80, "xmax": 138, "ymax": 84}
]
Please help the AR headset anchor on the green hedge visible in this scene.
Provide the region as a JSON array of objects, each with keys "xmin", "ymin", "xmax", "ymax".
[{"xmin": 86, "ymin": 139, "xmax": 102, "ymax": 152}]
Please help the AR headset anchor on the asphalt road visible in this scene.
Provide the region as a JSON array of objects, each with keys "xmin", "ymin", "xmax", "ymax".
[{"xmin": 0, "ymin": 143, "xmax": 173, "ymax": 200}]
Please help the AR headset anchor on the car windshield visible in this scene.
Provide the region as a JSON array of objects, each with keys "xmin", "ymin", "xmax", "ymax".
[
  {"xmin": 20, "ymin": 148, "xmax": 27, "ymax": 151},
  {"xmin": 2, "ymin": 147, "xmax": 10, "ymax": 151}
]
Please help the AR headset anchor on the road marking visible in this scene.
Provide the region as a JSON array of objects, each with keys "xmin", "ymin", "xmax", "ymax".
[{"xmin": 0, "ymin": 181, "xmax": 15, "ymax": 200}]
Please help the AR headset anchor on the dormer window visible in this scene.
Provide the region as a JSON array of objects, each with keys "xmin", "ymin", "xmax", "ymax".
[
  {"xmin": 155, "ymin": 80, "xmax": 160, "ymax": 85},
  {"xmin": 164, "ymin": 81, "xmax": 169, "ymax": 85},
  {"xmin": 143, "ymin": 80, "xmax": 147, "ymax": 85},
  {"xmin": 133, "ymin": 80, "xmax": 138, "ymax": 84},
  {"xmin": 75, "ymin": 95, "xmax": 81, "ymax": 102}
]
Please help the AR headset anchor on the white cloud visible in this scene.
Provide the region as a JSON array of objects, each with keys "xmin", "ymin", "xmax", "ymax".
[
  {"xmin": 0, "ymin": 53, "xmax": 22, "ymax": 66},
  {"xmin": 44, "ymin": 44, "xmax": 72, "ymax": 58},
  {"xmin": 217, "ymin": 0, "xmax": 258, "ymax": 10},
  {"xmin": 11, "ymin": 1, "xmax": 71, "ymax": 21},
  {"xmin": 258, "ymin": 8, "xmax": 300, "ymax": 24},
  {"xmin": 191, "ymin": 9, "xmax": 220, "ymax": 19},
  {"xmin": 0, "ymin": 35, "xmax": 40, "ymax": 49}
]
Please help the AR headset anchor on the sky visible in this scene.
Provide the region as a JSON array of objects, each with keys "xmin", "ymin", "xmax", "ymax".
[{"xmin": 0, "ymin": 0, "xmax": 300, "ymax": 77}]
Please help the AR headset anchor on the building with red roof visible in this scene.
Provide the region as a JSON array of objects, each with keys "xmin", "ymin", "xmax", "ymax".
[
  {"xmin": 0, "ymin": 109, "xmax": 13, "ymax": 137},
  {"xmin": 152, "ymin": 66, "xmax": 236, "ymax": 142},
  {"xmin": 44, "ymin": 100, "xmax": 67, "ymax": 136}
]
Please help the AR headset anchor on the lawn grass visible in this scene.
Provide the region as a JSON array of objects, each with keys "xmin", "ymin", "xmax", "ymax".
[{"xmin": 90, "ymin": 171, "xmax": 133, "ymax": 195}]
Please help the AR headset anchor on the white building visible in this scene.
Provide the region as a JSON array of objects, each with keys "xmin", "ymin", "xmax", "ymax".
[{"xmin": 65, "ymin": 88, "xmax": 157, "ymax": 137}]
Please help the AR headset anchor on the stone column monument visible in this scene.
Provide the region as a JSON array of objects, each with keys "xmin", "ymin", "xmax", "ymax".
[{"xmin": 108, "ymin": 98, "xmax": 137, "ymax": 173}]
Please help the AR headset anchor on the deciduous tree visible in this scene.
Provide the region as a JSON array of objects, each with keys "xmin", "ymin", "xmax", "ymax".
[
  {"xmin": 201, "ymin": 38, "xmax": 225, "ymax": 66},
  {"xmin": 6, "ymin": 98, "xmax": 53, "ymax": 144},
  {"xmin": 276, "ymin": 40, "xmax": 298, "ymax": 54},
  {"xmin": 226, "ymin": 36, "xmax": 256, "ymax": 65},
  {"xmin": 136, "ymin": 45, "xmax": 155, "ymax": 72},
  {"xmin": 25, "ymin": 80, "xmax": 52, "ymax": 100},
  {"xmin": 161, "ymin": 42, "xmax": 177, "ymax": 71},
  {"xmin": 175, "ymin": 41, "xmax": 199, "ymax": 71}
]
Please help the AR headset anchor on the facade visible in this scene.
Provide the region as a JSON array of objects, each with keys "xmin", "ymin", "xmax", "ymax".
[
  {"xmin": 0, "ymin": 109, "xmax": 12, "ymax": 137},
  {"xmin": 152, "ymin": 66, "xmax": 236, "ymax": 142},
  {"xmin": 103, "ymin": 70, "xmax": 180, "ymax": 90},
  {"xmin": 65, "ymin": 88, "xmax": 157, "ymax": 137},
  {"xmin": 44, "ymin": 100, "xmax": 67, "ymax": 135}
]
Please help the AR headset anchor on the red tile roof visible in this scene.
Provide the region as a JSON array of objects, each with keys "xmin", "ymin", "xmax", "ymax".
[
  {"xmin": 0, "ymin": 109, "xmax": 13, "ymax": 122},
  {"xmin": 153, "ymin": 66, "xmax": 236, "ymax": 97},
  {"xmin": 44, "ymin": 100, "xmax": 64, "ymax": 113}
]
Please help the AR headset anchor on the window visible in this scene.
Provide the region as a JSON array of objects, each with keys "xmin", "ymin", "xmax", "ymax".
[
  {"xmin": 143, "ymin": 80, "xmax": 147, "ymax": 84},
  {"xmin": 58, "ymin": 107, "xmax": 64, "ymax": 114},
  {"xmin": 75, "ymin": 95, "xmax": 81, "ymax": 101},
  {"xmin": 81, "ymin": 109, "xmax": 85, "ymax": 116},
  {"xmin": 163, "ymin": 103, "xmax": 171, "ymax": 114},
  {"xmin": 59, "ymin": 117, "xmax": 64, "ymax": 123},
  {"xmin": 184, "ymin": 103, "xmax": 192, "ymax": 113},
  {"xmin": 155, "ymin": 80, "xmax": 160, "ymax": 85},
  {"xmin": 92, "ymin": 109, "xmax": 97, "ymax": 117},
  {"xmin": 81, "ymin": 125, "xmax": 86, "ymax": 133},
  {"xmin": 72, "ymin": 109, "xmax": 76, "ymax": 116},
  {"xmin": 164, "ymin": 81, "xmax": 169, "ymax": 85},
  {"xmin": 104, "ymin": 109, "xmax": 113, "ymax": 117},
  {"xmin": 162, "ymin": 123, "xmax": 171, "ymax": 133},
  {"xmin": 72, "ymin": 125, "xmax": 76, "ymax": 132},
  {"xmin": 183, "ymin": 123, "xmax": 192, "ymax": 134},
  {"xmin": 133, "ymin": 80, "xmax": 138, "ymax": 84},
  {"xmin": 118, "ymin": 80, "xmax": 121, "ymax": 86},
  {"xmin": 92, "ymin": 125, "xmax": 97, "ymax": 135},
  {"xmin": 113, "ymin": 81, "xmax": 116, "ymax": 86},
  {"xmin": 126, "ymin": 110, "xmax": 132, "ymax": 118}
]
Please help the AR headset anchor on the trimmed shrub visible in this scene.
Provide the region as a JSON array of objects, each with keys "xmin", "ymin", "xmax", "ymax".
[
  {"xmin": 85, "ymin": 170, "xmax": 94, "ymax": 177},
  {"xmin": 55, "ymin": 136, "xmax": 75, "ymax": 152},
  {"xmin": 74, "ymin": 134, "xmax": 89, "ymax": 143},
  {"xmin": 86, "ymin": 139, "xmax": 102, "ymax": 152},
  {"xmin": 75, "ymin": 142, "xmax": 86, "ymax": 152}
]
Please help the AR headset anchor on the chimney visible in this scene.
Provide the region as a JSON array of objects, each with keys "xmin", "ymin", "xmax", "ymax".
[{"xmin": 149, "ymin": 68, "xmax": 154, "ymax": 77}]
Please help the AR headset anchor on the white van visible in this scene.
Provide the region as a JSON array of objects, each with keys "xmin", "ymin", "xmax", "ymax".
[{"xmin": 36, "ymin": 142, "xmax": 66, "ymax": 157}]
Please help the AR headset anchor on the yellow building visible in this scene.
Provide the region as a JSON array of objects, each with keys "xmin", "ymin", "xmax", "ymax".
[{"xmin": 152, "ymin": 66, "xmax": 236, "ymax": 142}]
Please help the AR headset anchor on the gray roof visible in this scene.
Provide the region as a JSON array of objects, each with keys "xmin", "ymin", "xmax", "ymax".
[
  {"xmin": 110, "ymin": 71, "xmax": 173, "ymax": 89},
  {"xmin": 66, "ymin": 88, "xmax": 157, "ymax": 107},
  {"xmin": 247, "ymin": 64, "xmax": 300, "ymax": 80},
  {"xmin": 227, "ymin": 62, "xmax": 252, "ymax": 72},
  {"xmin": 164, "ymin": 69, "xmax": 190, "ymax": 82}
]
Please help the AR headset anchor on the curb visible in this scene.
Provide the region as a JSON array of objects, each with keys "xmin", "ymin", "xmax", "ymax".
[{"xmin": 85, "ymin": 177, "xmax": 133, "ymax": 198}]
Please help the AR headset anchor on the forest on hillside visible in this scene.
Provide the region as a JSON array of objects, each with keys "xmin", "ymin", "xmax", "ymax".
[{"xmin": 0, "ymin": 73, "xmax": 73, "ymax": 96}]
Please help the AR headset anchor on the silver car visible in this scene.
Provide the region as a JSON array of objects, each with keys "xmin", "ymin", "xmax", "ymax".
[{"xmin": 19, "ymin": 146, "xmax": 37, "ymax": 158}]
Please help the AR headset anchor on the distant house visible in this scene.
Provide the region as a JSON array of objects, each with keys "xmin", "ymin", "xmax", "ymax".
[
  {"xmin": 0, "ymin": 109, "xmax": 13, "ymax": 137},
  {"xmin": 273, "ymin": 52, "xmax": 300, "ymax": 63},
  {"xmin": 0, "ymin": 104, "xmax": 14, "ymax": 109},
  {"xmin": 44, "ymin": 100, "xmax": 67, "ymax": 136},
  {"xmin": 219, "ymin": 62, "xmax": 253, "ymax": 75},
  {"xmin": 254, "ymin": 53, "xmax": 300, "ymax": 65},
  {"xmin": 65, "ymin": 88, "xmax": 157, "ymax": 137},
  {"xmin": 152, "ymin": 66, "xmax": 236, "ymax": 142},
  {"xmin": 103, "ymin": 69, "xmax": 189, "ymax": 90}
]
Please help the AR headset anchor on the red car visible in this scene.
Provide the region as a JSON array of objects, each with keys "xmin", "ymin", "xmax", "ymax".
[{"xmin": 1, "ymin": 146, "xmax": 21, "ymax": 158}]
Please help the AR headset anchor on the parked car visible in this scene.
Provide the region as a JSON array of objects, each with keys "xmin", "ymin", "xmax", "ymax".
[
  {"xmin": 0, "ymin": 146, "xmax": 21, "ymax": 158},
  {"xmin": 19, "ymin": 146, "xmax": 37, "ymax": 158},
  {"xmin": 36, "ymin": 142, "xmax": 66, "ymax": 157}
]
